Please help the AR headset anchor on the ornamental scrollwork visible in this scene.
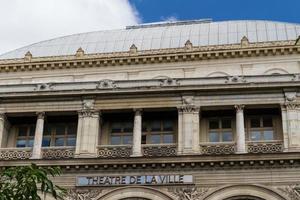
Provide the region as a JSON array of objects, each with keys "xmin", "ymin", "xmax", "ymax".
[
  {"xmin": 0, "ymin": 149, "xmax": 32, "ymax": 160},
  {"xmin": 96, "ymin": 79, "xmax": 117, "ymax": 89},
  {"xmin": 225, "ymin": 76, "xmax": 246, "ymax": 84},
  {"xmin": 247, "ymin": 142, "xmax": 283, "ymax": 153},
  {"xmin": 34, "ymin": 83, "xmax": 53, "ymax": 91},
  {"xmin": 160, "ymin": 77, "xmax": 180, "ymax": 86},
  {"xmin": 200, "ymin": 143, "xmax": 236, "ymax": 155},
  {"xmin": 82, "ymin": 99, "xmax": 95, "ymax": 110},
  {"xmin": 97, "ymin": 146, "xmax": 132, "ymax": 158},
  {"xmin": 42, "ymin": 148, "xmax": 75, "ymax": 159},
  {"xmin": 178, "ymin": 105, "xmax": 200, "ymax": 113},
  {"xmin": 143, "ymin": 144, "xmax": 177, "ymax": 157},
  {"xmin": 66, "ymin": 189, "xmax": 103, "ymax": 200},
  {"xmin": 277, "ymin": 185, "xmax": 300, "ymax": 200},
  {"xmin": 168, "ymin": 186, "xmax": 210, "ymax": 200}
]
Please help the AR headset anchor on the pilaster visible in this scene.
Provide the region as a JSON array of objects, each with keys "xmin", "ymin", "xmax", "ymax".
[
  {"xmin": 75, "ymin": 98, "xmax": 100, "ymax": 158},
  {"xmin": 177, "ymin": 96, "xmax": 200, "ymax": 155},
  {"xmin": 0, "ymin": 112, "xmax": 9, "ymax": 148}
]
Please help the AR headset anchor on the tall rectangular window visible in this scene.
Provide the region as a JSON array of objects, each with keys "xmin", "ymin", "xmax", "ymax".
[
  {"xmin": 208, "ymin": 118, "xmax": 233, "ymax": 142},
  {"xmin": 42, "ymin": 123, "xmax": 77, "ymax": 147},
  {"xmin": 16, "ymin": 125, "xmax": 35, "ymax": 148},
  {"xmin": 247, "ymin": 116, "xmax": 274, "ymax": 141},
  {"xmin": 110, "ymin": 121, "xmax": 133, "ymax": 145}
]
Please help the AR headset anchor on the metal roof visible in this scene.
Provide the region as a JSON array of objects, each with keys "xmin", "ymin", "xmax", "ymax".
[{"xmin": 1, "ymin": 20, "xmax": 300, "ymax": 59}]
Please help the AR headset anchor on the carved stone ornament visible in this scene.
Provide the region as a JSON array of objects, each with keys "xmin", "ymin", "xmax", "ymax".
[
  {"xmin": 76, "ymin": 47, "xmax": 85, "ymax": 57},
  {"xmin": 182, "ymin": 96, "xmax": 194, "ymax": 106},
  {"xmin": 34, "ymin": 83, "xmax": 53, "ymax": 91},
  {"xmin": 66, "ymin": 189, "xmax": 103, "ymax": 200},
  {"xmin": 277, "ymin": 185, "xmax": 300, "ymax": 200},
  {"xmin": 291, "ymin": 73, "xmax": 300, "ymax": 81},
  {"xmin": 225, "ymin": 76, "xmax": 246, "ymax": 84},
  {"xmin": 24, "ymin": 51, "xmax": 32, "ymax": 61},
  {"xmin": 241, "ymin": 36, "xmax": 250, "ymax": 47},
  {"xmin": 178, "ymin": 105, "xmax": 199, "ymax": 113},
  {"xmin": 284, "ymin": 91, "xmax": 297, "ymax": 102},
  {"xmin": 168, "ymin": 186, "xmax": 210, "ymax": 200},
  {"xmin": 82, "ymin": 99, "xmax": 95, "ymax": 110},
  {"xmin": 129, "ymin": 44, "xmax": 138, "ymax": 54},
  {"xmin": 160, "ymin": 77, "xmax": 180, "ymax": 86},
  {"xmin": 78, "ymin": 110, "xmax": 99, "ymax": 118},
  {"xmin": 296, "ymin": 36, "xmax": 300, "ymax": 45},
  {"xmin": 185, "ymin": 40, "xmax": 193, "ymax": 50},
  {"xmin": 96, "ymin": 79, "xmax": 117, "ymax": 89}
]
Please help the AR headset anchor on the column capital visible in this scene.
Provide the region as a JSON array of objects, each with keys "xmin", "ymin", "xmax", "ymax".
[
  {"xmin": 178, "ymin": 105, "xmax": 200, "ymax": 113},
  {"xmin": 0, "ymin": 112, "xmax": 6, "ymax": 120},
  {"xmin": 36, "ymin": 112, "xmax": 45, "ymax": 119},
  {"xmin": 282, "ymin": 102, "xmax": 300, "ymax": 110},
  {"xmin": 234, "ymin": 105, "xmax": 245, "ymax": 112},
  {"xmin": 78, "ymin": 110, "xmax": 100, "ymax": 118},
  {"xmin": 133, "ymin": 108, "xmax": 143, "ymax": 115}
]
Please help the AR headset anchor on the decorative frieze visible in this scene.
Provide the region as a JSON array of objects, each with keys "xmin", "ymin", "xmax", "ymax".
[
  {"xmin": 96, "ymin": 79, "xmax": 117, "ymax": 89},
  {"xmin": 168, "ymin": 186, "xmax": 210, "ymax": 200},
  {"xmin": 200, "ymin": 143, "xmax": 236, "ymax": 155},
  {"xmin": 142, "ymin": 144, "xmax": 177, "ymax": 157},
  {"xmin": 97, "ymin": 145, "xmax": 132, "ymax": 158},
  {"xmin": 247, "ymin": 142, "xmax": 284, "ymax": 153},
  {"xmin": 42, "ymin": 147, "xmax": 75, "ymax": 159},
  {"xmin": 0, "ymin": 148, "xmax": 32, "ymax": 160},
  {"xmin": 66, "ymin": 189, "xmax": 103, "ymax": 200}
]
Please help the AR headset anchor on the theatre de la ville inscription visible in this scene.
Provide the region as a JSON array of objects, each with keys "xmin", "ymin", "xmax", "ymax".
[{"xmin": 1, "ymin": 19, "xmax": 300, "ymax": 200}]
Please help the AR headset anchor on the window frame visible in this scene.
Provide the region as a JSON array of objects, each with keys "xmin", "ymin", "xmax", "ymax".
[
  {"xmin": 207, "ymin": 117, "xmax": 234, "ymax": 143},
  {"xmin": 109, "ymin": 121, "xmax": 133, "ymax": 145},
  {"xmin": 246, "ymin": 115, "xmax": 276, "ymax": 142},
  {"xmin": 15, "ymin": 124, "xmax": 35, "ymax": 148}
]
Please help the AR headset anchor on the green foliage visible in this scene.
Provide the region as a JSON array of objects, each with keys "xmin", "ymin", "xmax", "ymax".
[{"xmin": 0, "ymin": 163, "xmax": 66, "ymax": 200}]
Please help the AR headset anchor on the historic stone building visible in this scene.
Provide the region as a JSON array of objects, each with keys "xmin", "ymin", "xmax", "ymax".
[{"xmin": 0, "ymin": 19, "xmax": 300, "ymax": 200}]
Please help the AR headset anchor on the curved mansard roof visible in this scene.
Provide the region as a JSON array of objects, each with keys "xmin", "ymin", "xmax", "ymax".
[{"xmin": 1, "ymin": 20, "xmax": 300, "ymax": 59}]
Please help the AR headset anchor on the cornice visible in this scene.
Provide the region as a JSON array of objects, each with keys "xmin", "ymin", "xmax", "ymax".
[
  {"xmin": 1, "ymin": 152, "xmax": 300, "ymax": 171},
  {"xmin": 0, "ymin": 40, "xmax": 299, "ymax": 73}
]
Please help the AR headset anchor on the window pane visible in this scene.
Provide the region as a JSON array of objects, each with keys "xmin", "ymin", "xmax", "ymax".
[
  {"xmin": 209, "ymin": 132, "xmax": 219, "ymax": 142},
  {"xmin": 123, "ymin": 136, "xmax": 132, "ymax": 144},
  {"xmin": 28, "ymin": 139, "xmax": 34, "ymax": 147},
  {"xmin": 16, "ymin": 140, "xmax": 26, "ymax": 148},
  {"xmin": 123, "ymin": 122, "xmax": 133, "ymax": 132},
  {"xmin": 151, "ymin": 135, "xmax": 161, "ymax": 144},
  {"xmin": 263, "ymin": 117, "xmax": 273, "ymax": 127},
  {"xmin": 150, "ymin": 121, "xmax": 161, "ymax": 132},
  {"xmin": 222, "ymin": 132, "xmax": 233, "ymax": 142},
  {"xmin": 263, "ymin": 130, "xmax": 274, "ymax": 140},
  {"xmin": 44, "ymin": 125, "xmax": 51, "ymax": 135},
  {"xmin": 209, "ymin": 120, "xmax": 219, "ymax": 129},
  {"xmin": 67, "ymin": 124, "xmax": 77, "ymax": 135},
  {"xmin": 18, "ymin": 127, "xmax": 27, "ymax": 136},
  {"xmin": 111, "ymin": 122, "xmax": 122, "ymax": 133},
  {"xmin": 250, "ymin": 131, "xmax": 261, "ymax": 141},
  {"xmin": 142, "ymin": 135, "xmax": 147, "ymax": 144},
  {"xmin": 111, "ymin": 136, "xmax": 121, "ymax": 145},
  {"xmin": 66, "ymin": 137, "xmax": 76, "ymax": 146},
  {"xmin": 163, "ymin": 120, "xmax": 173, "ymax": 131},
  {"xmin": 56, "ymin": 125, "xmax": 65, "ymax": 135},
  {"xmin": 42, "ymin": 137, "xmax": 51, "ymax": 147},
  {"xmin": 163, "ymin": 134, "xmax": 173, "ymax": 143},
  {"xmin": 250, "ymin": 118, "xmax": 260, "ymax": 128},
  {"xmin": 222, "ymin": 119, "xmax": 231, "ymax": 129},
  {"xmin": 29, "ymin": 126, "xmax": 35, "ymax": 136},
  {"xmin": 54, "ymin": 138, "xmax": 65, "ymax": 146}
]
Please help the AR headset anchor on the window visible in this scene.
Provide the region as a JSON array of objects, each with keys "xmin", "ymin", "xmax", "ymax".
[
  {"xmin": 16, "ymin": 125, "xmax": 35, "ymax": 148},
  {"xmin": 247, "ymin": 116, "xmax": 274, "ymax": 141},
  {"xmin": 42, "ymin": 123, "xmax": 77, "ymax": 147},
  {"xmin": 208, "ymin": 118, "xmax": 233, "ymax": 142},
  {"xmin": 142, "ymin": 119, "xmax": 175, "ymax": 144},
  {"xmin": 110, "ymin": 122, "xmax": 133, "ymax": 145}
]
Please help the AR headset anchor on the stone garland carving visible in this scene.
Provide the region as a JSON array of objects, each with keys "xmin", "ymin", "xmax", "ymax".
[
  {"xmin": 66, "ymin": 189, "xmax": 103, "ymax": 200},
  {"xmin": 200, "ymin": 143, "xmax": 236, "ymax": 155},
  {"xmin": 225, "ymin": 76, "xmax": 247, "ymax": 84},
  {"xmin": 247, "ymin": 142, "xmax": 283, "ymax": 153},
  {"xmin": 96, "ymin": 79, "xmax": 117, "ymax": 89},
  {"xmin": 97, "ymin": 146, "xmax": 132, "ymax": 158},
  {"xmin": 82, "ymin": 99, "xmax": 95, "ymax": 110},
  {"xmin": 0, "ymin": 149, "xmax": 32, "ymax": 160},
  {"xmin": 42, "ymin": 148, "xmax": 75, "ymax": 159},
  {"xmin": 277, "ymin": 185, "xmax": 300, "ymax": 200},
  {"xmin": 34, "ymin": 83, "xmax": 53, "ymax": 91},
  {"xmin": 143, "ymin": 145, "xmax": 177, "ymax": 157},
  {"xmin": 168, "ymin": 186, "xmax": 210, "ymax": 200},
  {"xmin": 160, "ymin": 78, "xmax": 180, "ymax": 86}
]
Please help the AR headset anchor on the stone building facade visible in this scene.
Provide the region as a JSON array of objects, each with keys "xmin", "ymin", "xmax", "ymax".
[{"xmin": 0, "ymin": 20, "xmax": 300, "ymax": 199}]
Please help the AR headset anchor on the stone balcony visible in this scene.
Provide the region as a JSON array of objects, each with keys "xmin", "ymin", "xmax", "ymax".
[
  {"xmin": 0, "ymin": 147, "xmax": 32, "ymax": 160},
  {"xmin": 42, "ymin": 147, "xmax": 75, "ymax": 159},
  {"xmin": 247, "ymin": 140, "xmax": 284, "ymax": 153},
  {"xmin": 200, "ymin": 142, "xmax": 236, "ymax": 155}
]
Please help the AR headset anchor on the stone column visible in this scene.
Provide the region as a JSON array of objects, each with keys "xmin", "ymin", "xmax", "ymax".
[
  {"xmin": 0, "ymin": 113, "xmax": 8, "ymax": 148},
  {"xmin": 177, "ymin": 105, "xmax": 200, "ymax": 155},
  {"xmin": 235, "ymin": 105, "xmax": 247, "ymax": 154},
  {"xmin": 31, "ymin": 112, "xmax": 45, "ymax": 159},
  {"xmin": 131, "ymin": 109, "xmax": 142, "ymax": 157},
  {"xmin": 75, "ymin": 110, "xmax": 100, "ymax": 158}
]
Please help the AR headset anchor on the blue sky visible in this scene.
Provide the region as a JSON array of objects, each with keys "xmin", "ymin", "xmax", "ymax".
[{"xmin": 130, "ymin": 0, "xmax": 300, "ymax": 24}]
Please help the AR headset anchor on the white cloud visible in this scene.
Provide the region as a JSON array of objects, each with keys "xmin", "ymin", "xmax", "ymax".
[{"xmin": 0, "ymin": 0, "xmax": 140, "ymax": 54}]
